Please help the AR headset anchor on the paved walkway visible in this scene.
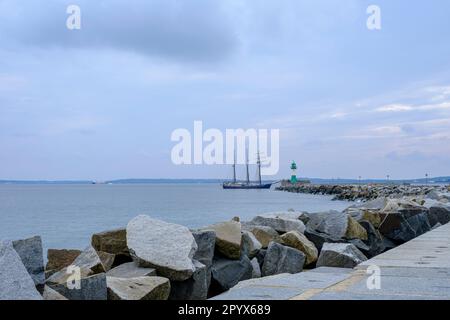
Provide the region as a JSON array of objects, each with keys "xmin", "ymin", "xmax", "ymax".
[{"xmin": 212, "ymin": 223, "xmax": 450, "ymax": 300}]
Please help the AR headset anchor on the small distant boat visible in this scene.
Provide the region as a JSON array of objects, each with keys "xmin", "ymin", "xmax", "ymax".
[{"xmin": 222, "ymin": 150, "xmax": 272, "ymax": 190}]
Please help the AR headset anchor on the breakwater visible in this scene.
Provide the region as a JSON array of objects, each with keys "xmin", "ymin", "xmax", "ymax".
[{"xmin": 276, "ymin": 182, "xmax": 450, "ymax": 201}]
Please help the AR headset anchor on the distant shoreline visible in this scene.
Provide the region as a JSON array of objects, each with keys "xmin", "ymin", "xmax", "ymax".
[{"xmin": 1, "ymin": 176, "xmax": 449, "ymax": 185}]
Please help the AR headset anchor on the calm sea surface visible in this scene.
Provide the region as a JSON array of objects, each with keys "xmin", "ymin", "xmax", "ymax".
[{"xmin": 0, "ymin": 184, "xmax": 350, "ymax": 253}]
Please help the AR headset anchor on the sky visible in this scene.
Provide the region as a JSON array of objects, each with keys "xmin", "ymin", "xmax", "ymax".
[{"xmin": 1, "ymin": 0, "xmax": 450, "ymax": 180}]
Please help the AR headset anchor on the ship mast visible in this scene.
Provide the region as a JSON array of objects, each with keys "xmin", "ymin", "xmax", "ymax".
[
  {"xmin": 257, "ymin": 152, "xmax": 262, "ymax": 185},
  {"xmin": 233, "ymin": 149, "xmax": 236, "ymax": 183},
  {"xmin": 246, "ymin": 147, "xmax": 250, "ymax": 184}
]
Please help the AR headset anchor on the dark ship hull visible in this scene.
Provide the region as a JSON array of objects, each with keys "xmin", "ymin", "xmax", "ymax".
[{"xmin": 222, "ymin": 182, "xmax": 272, "ymax": 189}]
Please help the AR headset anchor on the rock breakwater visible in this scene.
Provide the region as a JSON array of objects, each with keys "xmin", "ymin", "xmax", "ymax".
[{"xmin": 276, "ymin": 183, "xmax": 450, "ymax": 201}]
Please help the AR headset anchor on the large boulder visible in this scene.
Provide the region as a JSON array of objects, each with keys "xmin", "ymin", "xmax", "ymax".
[
  {"xmin": 126, "ymin": 215, "xmax": 197, "ymax": 281},
  {"xmin": 241, "ymin": 231, "xmax": 262, "ymax": 258},
  {"xmin": 92, "ymin": 228, "xmax": 131, "ymax": 266},
  {"xmin": 0, "ymin": 241, "xmax": 42, "ymax": 300},
  {"xmin": 12, "ymin": 236, "xmax": 45, "ymax": 288},
  {"xmin": 107, "ymin": 276, "xmax": 170, "ymax": 300},
  {"xmin": 359, "ymin": 220, "xmax": 386, "ymax": 258},
  {"xmin": 255, "ymin": 249, "xmax": 266, "ymax": 268},
  {"xmin": 192, "ymin": 230, "xmax": 216, "ymax": 269},
  {"xmin": 248, "ymin": 226, "xmax": 282, "ymax": 248},
  {"xmin": 250, "ymin": 213, "xmax": 306, "ymax": 234},
  {"xmin": 316, "ymin": 243, "xmax": 367, "ymax": 268},
  {"xmin": 206, "ymin": 221, "xmax": 242, "ymax": 260},
  {"xmin": 192, "ymin": 230, "xmax": 216, "ymax": 290},
  {"xmin": 345, "ymin": 197, "xmax": 387, "ymax": 228},
  {"xmin": 98, "ymin": 251, "xmax": 115, "ymax": 272},
  {"xmin": 49, "ymin": 273, "xmax": 107, "ymax": 300},
  {"xmin": 210, "ymin": 255, "xmax": 253, "ymax": 292},
  {"xmin": 169, "ymin": 260, "xmax": 208, "ymax": 300},
  {"xmin": 91, "ymin": 228, "xmax": 128, "ymax": 256},
  {"xmin": 69, "ymin": 246, "xmax": 106, "ymax": 273},
  {"xmin": 42, "ymin": 286, "xmax": 67, "ymax": 300},
  {"xmin": 348, "ymin": 239, "xmax": 371, "ymax": 254},
  {"xmin": 46, "ymin": 246, "xmax": 107, "ymax": 285},
  {"xmin": 46, "ymin": 249, "xmax": 82, "ymax": 274},
  {"xmin": 346, "ymin": 216, "xmax": 368, "ymax": 240},
  {"xmin": 250, "ymin": 257, "xmax": 261, "ymax": 278},
  {"xmin": 346, "ymin": 208, "xmax": 382, "ymax": 228},
  {"xmin": 427, "ymin": 206, "xmax": 450, "ymax": 227},
  {"xmin": 346, "ymin": 197, "xmax": 389, "ymax": 211},
  {"xmin": 280, "ymin": 231, "xmax": 318, "ymax": 265},
  {"xmin": 307, "ymin": 211, "xmax": 367, "ymax": 241},
  {"xmin": 106, "ymin": 262, "xmax": 156, "ymax": 278},
  {"xmin": 304, "ymin": 227, "xmax": 343, "ymax": 251},
  {"xmin": 381, "ymin": 198, "xmax": 426, "ymax": 213},
  {"xmin": 262, "ymin": 242, "xmax": 305, "ymax": 276},
  {"xmin": 379, "ymin": 202, "xmax": 431, "ymax": 243}
]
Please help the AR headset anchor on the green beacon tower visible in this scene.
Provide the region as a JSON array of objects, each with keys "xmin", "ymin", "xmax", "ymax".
[{"xmin": 290, "ymin": 161, "xmax": 298, "ymax": 184}]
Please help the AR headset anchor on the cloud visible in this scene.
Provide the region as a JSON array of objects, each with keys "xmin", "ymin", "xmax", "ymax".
[
  {"xmin": 375, "ymin": 101, "xmax": 450, "ymax": 113},
  {"xmin": 426, "ymin": 85, "xmax": 450, "ymax": 101},
  {"xmin": 0, "ymin": 0, "xmax": 238, "ymax": 63},
  {"xmin": 375, "ymin": 104, "xmax": 413, "ymax": 112}
]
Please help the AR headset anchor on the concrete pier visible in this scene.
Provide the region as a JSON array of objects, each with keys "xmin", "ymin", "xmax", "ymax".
[{"xmin": 212, "ymin": 223, "xmax": 450, "ymax": 300}]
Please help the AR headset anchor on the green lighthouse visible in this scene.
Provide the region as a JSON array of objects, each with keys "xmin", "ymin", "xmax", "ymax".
[{"xmin": 290, "ymin": 161, "xmax": 298, "ymax": 184}]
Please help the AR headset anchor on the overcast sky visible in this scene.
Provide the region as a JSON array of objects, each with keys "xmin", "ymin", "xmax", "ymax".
[{"xmin": 1, "ymin": 0, "xmax": 450, "ymax": 180}]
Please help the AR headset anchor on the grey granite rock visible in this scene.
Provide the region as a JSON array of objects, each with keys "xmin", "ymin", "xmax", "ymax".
[
  {"xmin": 206, "ymin": 221, "xmax": 242, "ymax": 260},
  {"xmin": 251, "ymin": 213, "xmax": 306, "ymax": 234},
  {"xmin": 249, "ymin": 226, "xmax": 282, "ymax": 248},
  {"xmin": 280, "ymin": 231, "xmax": 318, "ymax": 265},
  {"xmin": 308, "ymin": 210, "xmax": 368, "ymax": 241},
  {"xmin": 106, "ymin": 262, "xmax": 156, "ymax": 278},
  {"xmin": 317, "ymin": 243, "xmax": 367, "ymax": 268},
  {"xmin": 192, "ymin": 230, "xmax": 216, "ymax": 289},
  {"xmin": 251, "ymin": 257, "xmax": 261, "ymax": 278},
  {"xmin": 12, "ymin": 236, "xmax": 45, "ymax": 288},
  {"xmin": 126, "ymin": 215, "xmax": 197, "ymax": 281},
  {"xmin": 49, "ymin": 273, "xmax": 107, "ymax": 300},
  {"xmin": 255, "ymin": 249, "xmax": 267, "ymax": 268},
  {"xmin": 262, "ymin": 242, "xmax": 305, "ymax": 276},
  {"xmin": 211, "ymin": 255, "xmax": 253, "ymax": 292},
  {"xmin": 0, "ymin": 241, "xmax": 42, "ymax": 300},
  {"xmin": 107, "ymin": 276, "xmax": 170, "ymax": 300},
  {"xmin": 46, "ymin": 246, "xmax": 106, "ymax": 285},
  {"xmin": 428, "ymin": 206, "xmax": 450, "ymax": 226},
  {"xmin": 169, "ymin": 260, "xmax": 208, "ymax": 300},
  {"xmin": 359, "ymin": 220, "xmax": 386, "ymax": 257},
  {"xmin": 379, "ymin": 208, "xmax": 431, "ymax": 243},
  {"xmin": 42, "ymin": 285, "xmax": 67, "ymax": 300},
  {"xmin": 307, "ymin": 211, "xmax": 349, "ymax": 238},
  {"xmin": 241, "ymin": 230, "xmax": 262, "ymax": 258},
  {"xmin": 304, "ymin": 227, "xmax": 343, "ymax": 251},
  {"xmin": 192, "ymin": 230, "xmax": 216, "ymax": 269}
]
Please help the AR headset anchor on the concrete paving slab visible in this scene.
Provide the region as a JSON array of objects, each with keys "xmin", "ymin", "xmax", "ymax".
[{"xmin": 310, "ymin": 292, "xmax": 449, "ymax": 300}]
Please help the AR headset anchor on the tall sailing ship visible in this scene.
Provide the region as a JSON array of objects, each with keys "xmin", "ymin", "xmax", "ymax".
[{"xmin": 222, "ymin": 151, "xmax": 272, "ymax": 189}]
